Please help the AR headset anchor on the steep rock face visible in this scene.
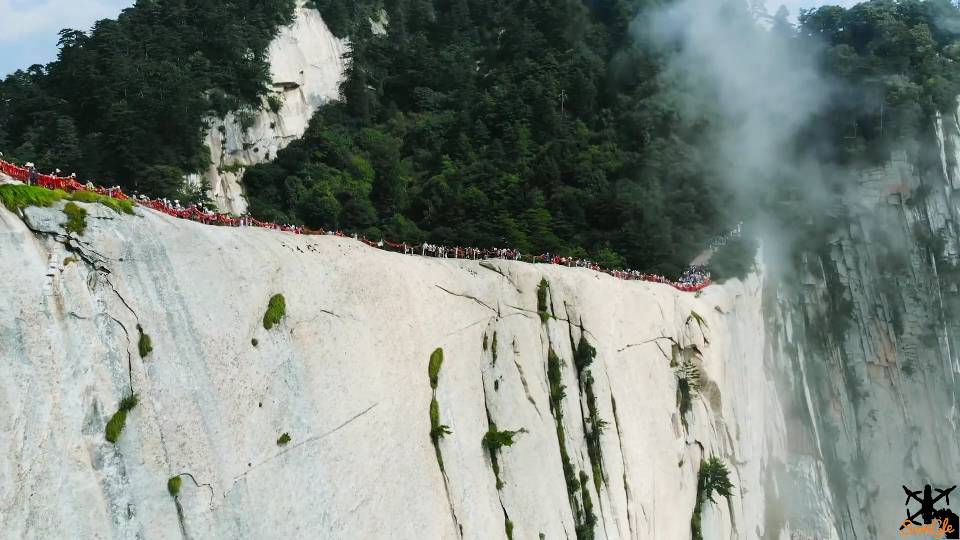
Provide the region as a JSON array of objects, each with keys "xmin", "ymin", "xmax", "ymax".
[
  {"xmin": 188, "ymin": 1, "xmax": 348, "ymax": 214},
  {"xmin": 0, "ymin": 202, "xmax": 799, "ymax": 539},
  {"xmin": 762, "ymin": 100, "xmax": 960, "ymax": 539}
]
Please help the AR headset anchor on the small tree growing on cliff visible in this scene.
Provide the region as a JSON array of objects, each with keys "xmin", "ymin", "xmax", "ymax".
[{"xmin": 691, "ymin": 457, "xmax": 734, "ymax": 540}]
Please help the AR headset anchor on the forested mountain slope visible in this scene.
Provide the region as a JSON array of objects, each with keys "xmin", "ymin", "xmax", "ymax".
[
  {"xmin": 0, "ymin": 0, "xmax": 296, "ymax": 199},
  {"xmin": 2, "ymin": 0, "xmax": 959, "ymax": 275}
]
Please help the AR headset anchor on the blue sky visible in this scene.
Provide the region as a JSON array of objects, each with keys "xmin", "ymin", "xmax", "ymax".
[
  {"xmin": 0, "ymin": 0, "xmax": 862, "ymax": 77},
  {"xmin": 0, "ymin": 0, "xmax": 134, "ymax": 76}
]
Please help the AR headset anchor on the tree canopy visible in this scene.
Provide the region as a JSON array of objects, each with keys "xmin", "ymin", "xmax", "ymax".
[
  {"xmin": 245, "ymin": 0, "xmax": 730, "ymax": 275},
  {"xmin": 798, "ymin": 0, "xmax": 960, "ymax": 165}
]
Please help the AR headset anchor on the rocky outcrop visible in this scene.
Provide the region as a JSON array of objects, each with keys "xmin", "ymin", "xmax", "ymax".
[
  {"xmin": 0, "ymin": 199, "xmax": 806, "ymax": 539},
  {"xmin": 188, "ymin": 1, "xmax": 348, "ymax": 214}
]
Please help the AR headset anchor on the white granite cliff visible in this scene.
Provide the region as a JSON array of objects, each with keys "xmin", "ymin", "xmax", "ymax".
[
  {"xmin": 187, "ymin": 1, "xmax": 348, "ymax": 214},
  {"xmin": 0, "ymin": 197, "xmax": 809, "ymax": 539}
]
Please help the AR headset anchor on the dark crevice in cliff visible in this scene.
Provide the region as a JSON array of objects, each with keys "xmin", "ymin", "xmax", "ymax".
[
  {"xmin": 480, "ymin": 371, "xmax": 514, "ymax": 537},
  {"xmin": 173, "ymin": 496, "xmax": 189, "ymax": 540},
  {"xmin": 425, "ymin": 347, "xmax": 462, "ymax": 539},
  {"xmin": 435, "ymin": 284, "xmax": 499, "ymax": 315},
  {"xmin": 105, "ymin": 313, "xmax": 136, "ymax": 394},
  {"xmin": 544, "ymin": 334, "xmax": 595, "ymax": 539},
  {"xmin": 512, "ymin": 355, "xmax": 543, "ymax": 419},
  {"xmin": 610, "ymin": 396, "xmax": 639, "ymax": 539},
  {"xmin": 509, "ymin": 303, "xmax": 600, "ymax": 342},
  {"xmin": 568, "ymin": 320, "xmax": 608, "ymax": 536},
  {"xmin": 616, "ymin": 335, "xmax": 678, "ymax": 353},
  {"xmin": 168, "ymin": 471, "xmax": 214, "ymax": 540},
  {"xmin": 22, "ymin": 219, "xmax": 143, "ymax": 393},
  {"xmin": 178, "ymin": 472, "xmax": 215, "ymax": 506},
  {"xmin": 477, "ymin": 261, "xmax": 522, "ymax": 294}
]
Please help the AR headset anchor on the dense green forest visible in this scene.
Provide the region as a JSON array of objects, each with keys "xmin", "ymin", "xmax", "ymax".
[
  {"xmin": 247, "ymin": 0, "xmax": 729, "ymax": 274},
  {"xmin": 0, "ymin": 0, "xmax": 295, "ymax": 198},
  {"xmin": 1, "ymin": 0, "xmax": 959, "ymax": 275},
  {"xmin": 799, "ymin": 0, "xmax": 960, "ymax": 166}
]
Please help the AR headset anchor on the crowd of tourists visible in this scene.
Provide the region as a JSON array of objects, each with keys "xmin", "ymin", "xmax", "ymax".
[{"xmin": 0, "ymin": 157, "xmax": 712, "ymax": 292}]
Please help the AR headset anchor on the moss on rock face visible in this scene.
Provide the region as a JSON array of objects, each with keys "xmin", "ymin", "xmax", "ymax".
[
  {"xmin": 0, "ymin": 184, "xmax": 135, "ymax": 215},
  {"xmin": 167, "ymin": 476, "xmax": 182, "ymax": 497},
  {"xmin": 428, "ymin": 348, "xmax": 443, "ymax": 389},
  {"xmin": 105, "ymin": 394, "xmax": 139, "ymax": 443},
  {"xmin": 63, "ymin": 202, "xmax": 87, "ymax": 235},
  {"xmin": 537, "ymin": 279, "xmax": 550, "ymax": 323},
  {"xmin": 0, "ymin": 185, "xmax": 64, "ymax": 212},
  {"xmin": 137, "ymin": 326, "xmax": 153, "ymax": 358},
  {"xmin": 104, "ymin": 410, "xmax": 127, "ymax": 443},
  {"xmin": 262, "ymin": 294, "xmax": 286, "ymax": 330}
]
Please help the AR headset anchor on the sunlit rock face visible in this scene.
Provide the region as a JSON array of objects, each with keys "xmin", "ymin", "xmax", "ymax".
[
  {"xmin": 188, "ymin": 1, "xmax": 348, "ymax": 214},
  {"xmin": 2, "ymin": 195, "xmax": 817, "ymax": 539}
]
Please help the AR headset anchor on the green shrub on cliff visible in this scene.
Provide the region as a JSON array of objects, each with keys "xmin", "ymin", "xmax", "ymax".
[
  {"xmin": 63, "ymin": 202, "xmax": 87, "ymax": 235},
  {"xmin": 482, "ymin": 427, "xmax": 524, "ymax": 453},
  {"xmin": 105, "ymin": 393, "xmax": 139, "ymax": 443},
  {"xmin": 428, "ymin": 348, "xmax": 444, "ymax": 389},
  {"xmin": 137, "ymin": 325, "xmax": 153, "ymax": 359},
  {"xmin": 167, "ymin": 476, "xmax": 182, "ymax": 497},
  {"xmin": 537, "ymin": 279, "xmax": 550, "ymax": 323},
  {"xmin": 429, "ymin": 398, "xmax": 451, "ymax": 441},
  {"xmin": 262, "ymin": 294, "xmax": 286, "ymax": 330},
  {"xmin": 691, "ymin": 457, "xmax": 734, "ymax": 540},
  {"xmin": 104, "ymin": 410, "xmax": 127, "ymax": 443}
]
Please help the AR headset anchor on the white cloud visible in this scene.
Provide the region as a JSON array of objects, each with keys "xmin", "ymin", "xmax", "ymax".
[{"xmin": 0, "ymin": 0, "xmax": 133, "ymax": 43}]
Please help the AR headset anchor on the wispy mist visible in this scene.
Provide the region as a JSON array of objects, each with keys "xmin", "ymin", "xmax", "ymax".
[
  {"xmin": 643, "ymin": 0, "xmax": 829, "ymax": 198},
  {"xmin": 635, "ymin": 0, "xmax": 849, "ymax": 275}
]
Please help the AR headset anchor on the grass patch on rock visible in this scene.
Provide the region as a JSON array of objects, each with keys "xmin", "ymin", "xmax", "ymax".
[
  {"xmin": 63, "ymin": 202, "xmax": 87, "ymax": 235},
  {"xmin": 537, "ymin": 278, "xmax": 551, "ymax": 323},
  {"xmin": 430, "ymin": 398, "xmax": 452, "ymax": 442},
  {"xmin": 105, "ymin": 393, "xmax": 139, "ymax": 444},
  {"xmin": 427, "ymin": 348, "xmax": 449, "ymax": 472},
  {"xmin": 0, "ymin": 184, "xmax": 134, "ymax": 215},
  {"xmin": 262, "ymin": 294, "xmax": 286, "ymax": 330},
  {"xmin": 0, "ymin": 184, "xmax": 66, "ymax": 212},
  {"xmin": 168, "ymin": 476, "xmax": 182, "ymax": 497},
  {"xmin": 69, "ymin": 190, "xmax": 135, "ymax": 214},
  {"xmin": 137, "ymin": 325, "xmax": 153, "ymax": 359},
  {"xmin": 428, "ymin": 348, "xmax": 444, "ymax": 389}
]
